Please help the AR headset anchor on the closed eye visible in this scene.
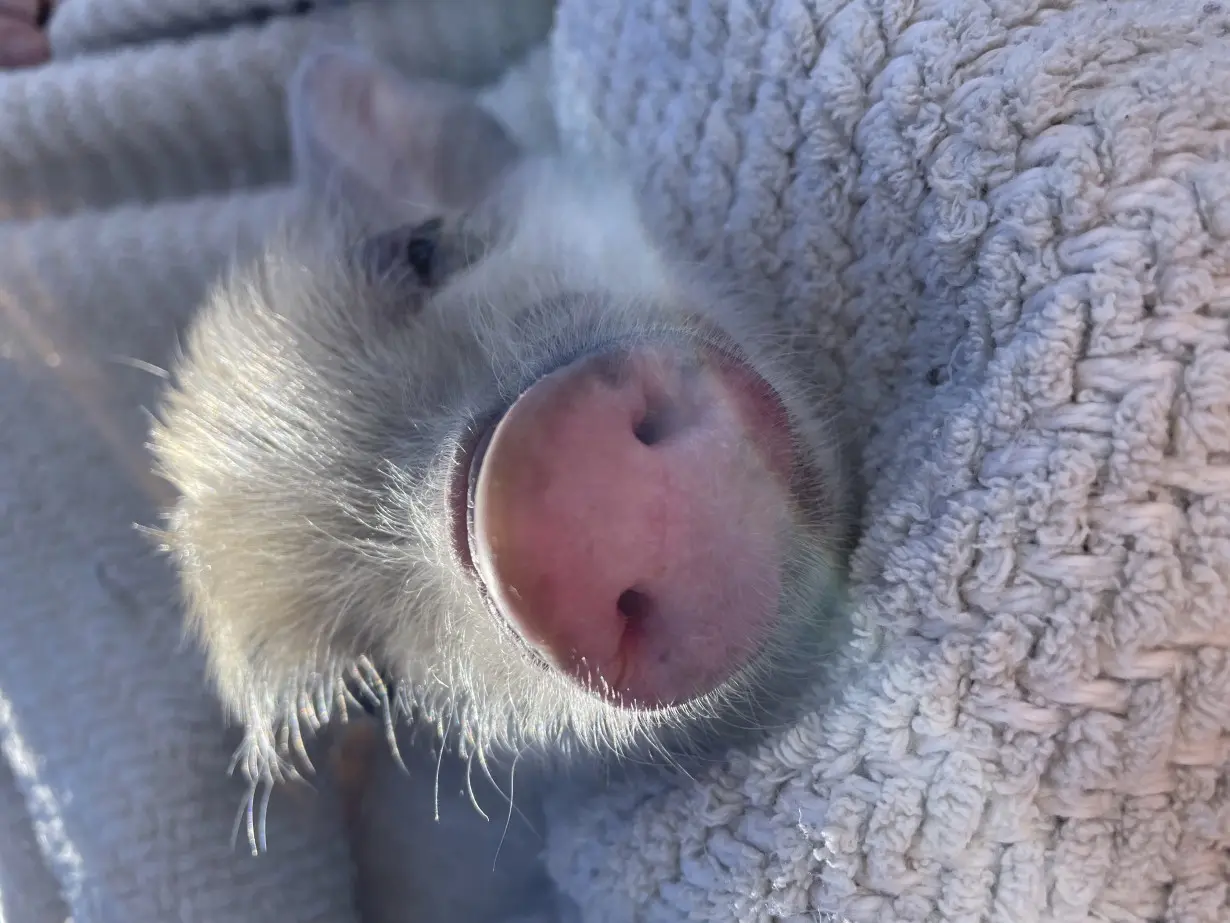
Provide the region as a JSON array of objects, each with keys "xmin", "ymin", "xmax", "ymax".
[{"xmin": 358, "ymin": 217, "xmax": 444, "ymax": 288}]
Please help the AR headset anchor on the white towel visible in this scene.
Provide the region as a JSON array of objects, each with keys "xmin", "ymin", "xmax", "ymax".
[
  {"xmin": 0, "ymin": 2, "xmax": 554, "ymax": 921},
  {"xmin": 542, "ymin": 0, "xmax": 1230, "ymax": 919}
]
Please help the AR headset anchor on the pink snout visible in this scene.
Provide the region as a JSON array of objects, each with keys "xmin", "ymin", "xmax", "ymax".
[{"xmin": 469, "ymin": 343, "xmax": 797, "ymax": 709}]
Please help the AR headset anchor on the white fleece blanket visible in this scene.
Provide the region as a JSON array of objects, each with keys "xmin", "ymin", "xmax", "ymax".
[
  {"xmin": 542, "ymin": 1, "xmax": 1230, "ymax": 920},
  {"xmin": 2, "ymin": 0, "xmax": 1230, "ymax": 922},
  {"xmin": 0, "ymin": 3, "xmax": 555, "ymax": 922}
]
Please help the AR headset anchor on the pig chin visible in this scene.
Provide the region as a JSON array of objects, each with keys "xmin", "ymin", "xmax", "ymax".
[{"xmin": 447, "ymin": 336, "xmax": 803, "ymax": 712}]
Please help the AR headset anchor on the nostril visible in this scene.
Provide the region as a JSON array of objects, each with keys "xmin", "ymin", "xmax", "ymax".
[
  {"xmin": 633, "ymin": 408, "xmax": 664, "ymax": 446},
  {"xmin": 633, "ymin": 393, "xmax": 685, "ymax": 447},
  {"xmin": 629, "ymin": 353, "xmax": 707, "ymax": 449},
  {"xmin": 616, "ymin": 588, "xmax": 653, "ymax": 624}
]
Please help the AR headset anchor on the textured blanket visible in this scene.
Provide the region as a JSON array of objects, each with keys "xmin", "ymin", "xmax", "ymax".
[
  {"xmin": 544, "ymin": 1, "xmax": 1230, "ymax": 921},
  {"xmin": 2, "ymin": 0, "xmax": 1230, "ymax": 922},
  {"xmin": 0, "ymin": 3, "xmax": 556, "ymax": 922}
]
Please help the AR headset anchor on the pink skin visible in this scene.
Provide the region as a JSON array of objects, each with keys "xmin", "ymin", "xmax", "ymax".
[
  {"xmin": 470, "ymin": 344, "xmax": 797, "ymax": 709},
  {"xmin": 0, "ymin": 0, "xmax": 52, "ymax": 69}
]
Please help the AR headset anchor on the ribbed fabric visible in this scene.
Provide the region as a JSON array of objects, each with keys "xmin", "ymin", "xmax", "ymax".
[
  {"xmin": 0, "ymin": 1, "xmax": 554, "ymax": 921},
  {"xmin": 2, "ymin": 0, "xmax": 554, "ymax": 218}
]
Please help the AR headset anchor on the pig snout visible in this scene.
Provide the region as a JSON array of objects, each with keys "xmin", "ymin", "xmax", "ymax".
[{"xmin": 466, "ymin": 343, "xmax": 798, "ymax": 709}]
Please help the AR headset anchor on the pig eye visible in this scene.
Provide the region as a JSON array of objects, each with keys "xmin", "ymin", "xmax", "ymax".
[
  {"xmin": 358, "ymin": 217, "xmax": 444, "ymax": 287},
  {"xmin": 400, "ymin": 218, "xmax": 443, "ymax": 283}
]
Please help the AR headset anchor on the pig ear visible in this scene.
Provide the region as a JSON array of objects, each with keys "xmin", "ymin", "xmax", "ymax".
[{"xmin": 287, "ymin": 45, "xmax": 523, "ymax": 226}]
